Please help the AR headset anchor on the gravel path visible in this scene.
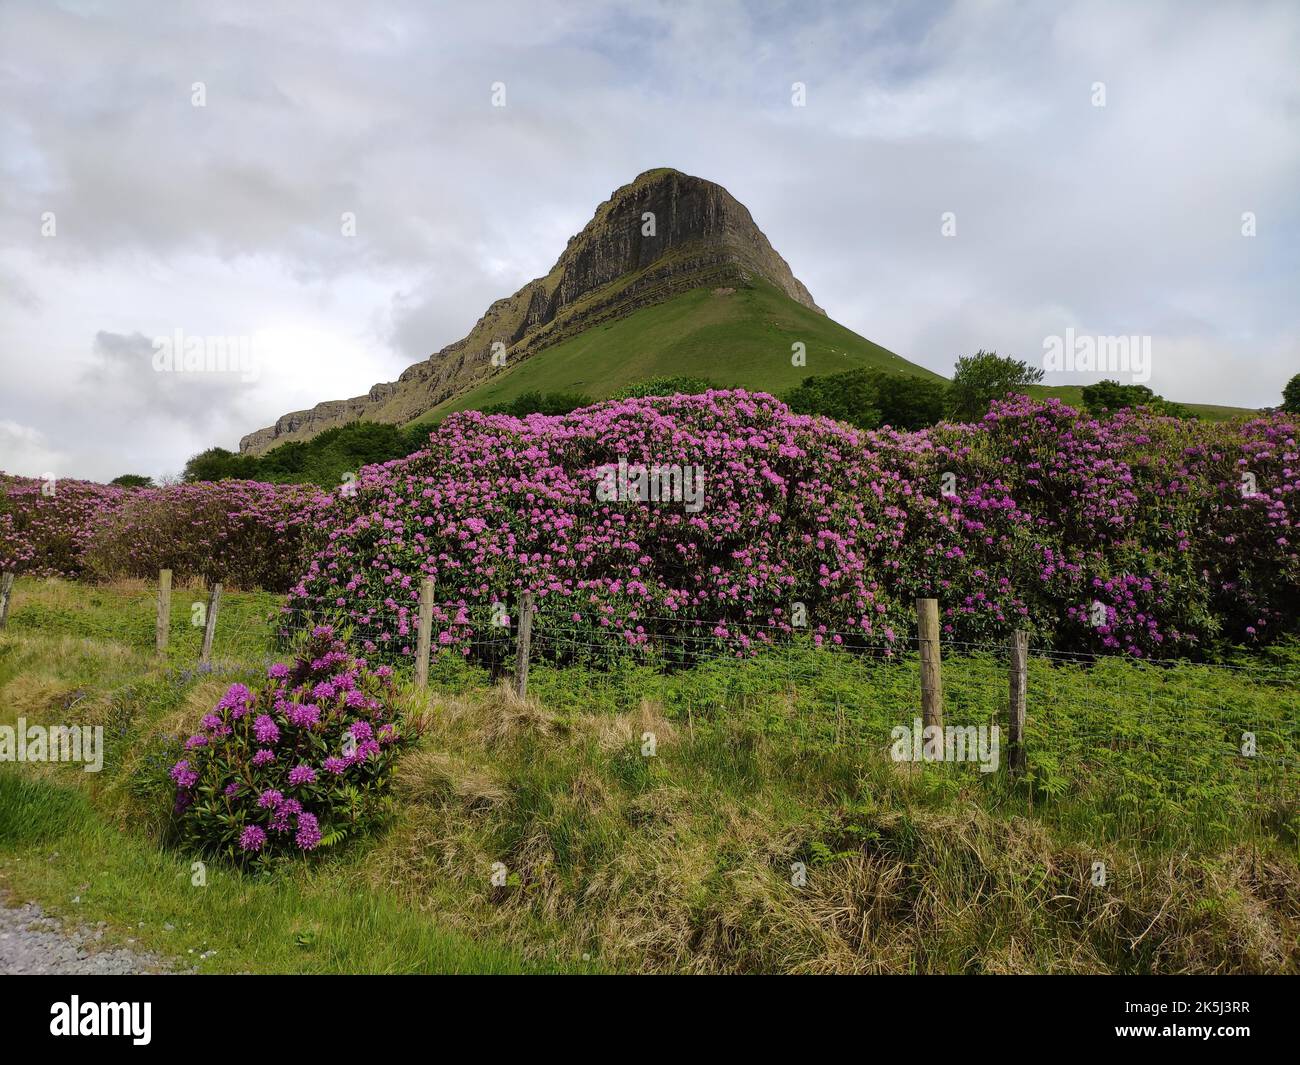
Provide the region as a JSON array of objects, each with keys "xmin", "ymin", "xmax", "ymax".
[{"xmin": 0, "ymin": 896, "xmax": 180, "ymax": 975}]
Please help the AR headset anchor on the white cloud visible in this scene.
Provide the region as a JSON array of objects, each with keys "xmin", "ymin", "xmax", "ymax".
[
  {"xmin": 0, "ymin": 0, "xmax": 1297, "ymax": 480},
  {"xmin": 0, "ymin": 420, "xmax": 65, "ymax": 477}
]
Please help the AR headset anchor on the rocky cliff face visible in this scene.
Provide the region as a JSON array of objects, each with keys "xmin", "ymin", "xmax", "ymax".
[{"xmin": 239, "ymin": 168, "xmax": 823, "ymax": 454}]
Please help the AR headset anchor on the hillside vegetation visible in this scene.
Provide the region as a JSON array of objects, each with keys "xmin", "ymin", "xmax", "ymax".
[{"xmin": 237, "ymin": 168, "xmax": 841, "ymax": 454}]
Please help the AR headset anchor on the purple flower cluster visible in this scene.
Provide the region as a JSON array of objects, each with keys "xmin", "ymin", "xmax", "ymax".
[
  {"xmin": 295, "ymin": 813, "xmax": 322, "ymax": 851},
  {"xmin": 168, "ymin": 628, "xmax": 412, "ymax": 863},
  {"xmin": 239, "ymin": 825, "xmax": 267, "ymax": 852},
  {"xmin": 169, "ymin": 760, "xmax": 198, "ymax": 789},
  {"xmin": 217, "ymin": 684, "xmax": 254, "ymax": 718}
]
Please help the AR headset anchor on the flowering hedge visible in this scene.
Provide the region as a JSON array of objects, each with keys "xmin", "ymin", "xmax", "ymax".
[
  {"xmin": 170, "ymin": 626, "xmax": 413, "ymax": 865},
  {"xmin": 82, "ymin": 480, "xmax": 328, "ymax": 590},
  {"xmin": 0, "ymin": 473, "xmax": 329, "ymax": 589},
  {"xmin": 286, "ymin": 391, "xmax": 1298, "ymax": 661},
  {"xmin": 7, "ymin": 391, "xmax": 1296, "ymax": 661},
  {"xmin": 0, "ymin": 475, "xmax": 126, "ymax": 578}
]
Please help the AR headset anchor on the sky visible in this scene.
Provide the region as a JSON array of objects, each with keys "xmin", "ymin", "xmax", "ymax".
[{"xmin": 1, "ymin": 0, "xmax": 1297, "ymax": 481}]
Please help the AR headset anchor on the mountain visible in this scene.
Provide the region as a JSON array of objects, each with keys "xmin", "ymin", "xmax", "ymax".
[
  {"xmin": 412, "ymin": 277, "xmax": 934, "ymax": 427},
  {"xmin": 240, "ymin": 168, "xmax": 936, "ymax": 454}
]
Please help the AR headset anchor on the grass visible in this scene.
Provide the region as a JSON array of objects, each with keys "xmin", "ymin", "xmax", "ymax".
[
  {"xmin": 0, "ymin": 776, "xmax": 570, "ymax": 974},
  {"xmin": 0, "ymin": 577, "xmax": 282, "ymax": 668},
  {"xmin": 1, "ymin": 578, "xmax": 1297, "ymax": 973},
  {"xmin": 365, "ymin": 678, "xmax": 1298, "ymax": 973},
  {"xmin": 411, "ymin": 278, "xmax": 942, "ymax": 426},
  {"xmin": 0, "ymin": 580, "xmax": 577, "ymax": 974}
]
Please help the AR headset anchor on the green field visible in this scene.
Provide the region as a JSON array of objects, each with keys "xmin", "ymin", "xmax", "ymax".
[
  {"xmin": 2, "ymin": 579, "xmax": 1296, "ymax": 973},
  {"xmin": 412, "ymin": 279, "xmax": 943, "ymax": 426},
  {"xmin": 1030, "ymin": 384, "xmax": 1253, "ymax": 423}
]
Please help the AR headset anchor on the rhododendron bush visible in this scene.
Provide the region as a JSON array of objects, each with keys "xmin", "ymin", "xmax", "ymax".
[
  {"xmin": 82, "ymin": 479, "xmax": 327, "ymax": 590},
  {"xmin": 170, "ymin": 626, "xmax": 414, "ymax": 865},
  {"xmin": 7, "ymin": 391, "xmax": 1296, "ymax": 659},
  {"xmin": 0, "ymin": 474, "xmax": 126, "ymax": 578},
  {"xmin": 286, "ymin": 391, "xmax": 1299, "ymax": 661},
  {"xmin": 0, "ymin": 474, "xmax": 327, "ymax": 589}
]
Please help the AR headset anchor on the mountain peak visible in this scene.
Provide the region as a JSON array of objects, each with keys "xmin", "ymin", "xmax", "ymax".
[
  {"xmin": 556, "ymin": 168, "xmax": 823, "ymax": 314},
  {"xmin": 239, "ymin": 169, "xmax": 823, "ymax": 453}
]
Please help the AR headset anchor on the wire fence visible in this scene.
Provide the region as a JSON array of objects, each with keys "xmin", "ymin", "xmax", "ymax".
[
  {"xmin": 271, "ymin": 585, "xmax": 1300, "ymax": 844},
  {"xmin": 2, "ymin": 571, "xmax": 1297, "ymax": 843}
]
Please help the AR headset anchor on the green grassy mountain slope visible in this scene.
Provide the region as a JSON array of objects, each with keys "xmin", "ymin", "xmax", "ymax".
[
  {"xmin": 412, "ymin": 278, "xmax": 940, "ymax": 426},
  {"xmin": 410, "ymin": 279, "xmax": 1254, "ymax": 428}
]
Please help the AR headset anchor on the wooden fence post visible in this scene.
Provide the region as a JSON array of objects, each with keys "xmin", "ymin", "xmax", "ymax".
[
  {"xmin": 916, "ymin": 597, "xmax": 943, "ymax": 731},
  {"xmin": 415, "ymin": 578, "xmax": 434, "ymax": 689},
  {"xmin": 199, "ymin": 582, "xmax": 223, "ymax": 666},
  {"xmin": 514, "ymin": 591, "xmax": 534, "ymax": 699},
  {"xmin": 0, "ymin": 571, "xmax": 14, "ymax": 631},
  {"xmin": 155, "ymin": 569, "xmax": 172, "ymax": 655},
  {"xmin": 1008, "ymin": 630, "xmax": 1028, "ymax": 775}
]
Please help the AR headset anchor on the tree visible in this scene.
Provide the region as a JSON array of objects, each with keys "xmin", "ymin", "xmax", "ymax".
[
  {"xmin": 1081, "ymin": 379, "xmax": 1154, "ymax": 414},
  {"xmin": 1283, "ymin": 373, "xmax": 1300, "ymax": 413},
  {"xmin": 109, "ymin": 474, "xmax": 153, "ymax": 488},
  {"xmin": 183, "ymin": 447, "xmax": 257, "ymax": 482},
  {"xmin": 948, "ymin": 350, "xmax": 1045, "ymax": 421},
  {"xmin": 784, "ymin": 369, "xmax": 948, "ymax": 431},
  {"xmin": 481, "ymin": 390, "xmax": 593, "ymax": 416},
  {"xmin": 184, "ymin": 422, "xmax": 433, "ymax": 488},
  {"xmin": 1081, "ymin": 379, "xmax": 1192, "ymax": 419},
  {"xmin": 784, "ymin": 370, "xmax": 882, "ymax": 430},
  {"xmin": 872, "ymin": 372, "xmax": 949, "ymax": 429},
  {"xmin": 613, "ymin": 376, "xmax": 716, "ymax": 399}
]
